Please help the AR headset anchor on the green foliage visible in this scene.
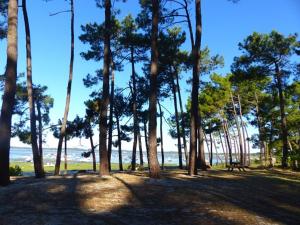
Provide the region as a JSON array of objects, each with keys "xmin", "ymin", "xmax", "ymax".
[{"xmin": 9, "ymin": 165, "xmax": 23, "ymax": 176}]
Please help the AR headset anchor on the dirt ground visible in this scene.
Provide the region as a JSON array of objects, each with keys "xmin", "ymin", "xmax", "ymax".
[{"xmin": 0, "ymin": 168, "xmax": 299, "ymax": 225}]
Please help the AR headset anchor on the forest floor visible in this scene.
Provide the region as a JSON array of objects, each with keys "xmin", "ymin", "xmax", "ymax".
[{"xmin": 0, "ymin": 168, "xmax": 299, "ymax": 225}]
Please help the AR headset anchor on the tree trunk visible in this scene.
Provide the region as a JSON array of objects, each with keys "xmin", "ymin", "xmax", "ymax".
[
  {"xmin": 99, "ymin": 0, "xmax": 111, "ymax": 176},
  {"xmin": 138, "ymin": 127, "xmax": 144, "ymax": 166},
  {"xmin": 197, "ymin": 121, "xmax": 206, "ymax": 170},
  {"xmin": 219, "ymin": 130, "xmax": 227, "ymax": 166},
  {"xmin": 175, "ymin": 70, "xmax": 188, "ymax": 167},
  {"xmin": 171, "ymin": 71, "xmax": 183, "ymax": 169},
  {"xmin": 143, "ymin": 120, "xmax": 150, "ymax": 166},
  {"xmin": 254, "ymin": 91, "xmax": 265, "ymax": 165},
  {"xmin": 131, "ymin": 47, "xmax": 138, "ymax": 171},
  {"xmin": 116, "ymin": 114, "xmax": 123, "ymax": 171},
  {"xmin": 158, "ymin": 101, "xmax": 164, "ymax": 169},
  {"xmin": 64, "ymin": 136, "xmax": 67, "ymax": 173},
  {"xmin": 108, "ymin": 61, "xmax": 115, "ymax": 171},
  {"xmin": 89, "ymin": 134, "xmax": 96, "ymax": 172},
  {"xmin": 230, "ymin": 92, "xmax": 244, "ymax": 165},
  {"xmin": 189, "ymin": 0, "xmax": 202, "ymax": 176},
  {"xmin": 36, "ymin": 100, "xmax": 44, "ymax": 170},
  {"xmin": 237, "ymin": 94, "xmax": 247, "ymax": 165},
  {"xmin": 148, "ymin": 0, "xmax": 161, "ymax": 178},
  {"xmin": 22, "ymin": 0, "xmax": 44, "ymax": 178},
  {"xmin": 223, "ymin": 119, "xmax": 233, "ymax": 165},
  {"xmin": 0, "ymin": 0, "xmax": 18, "ymax": 186},
  {"xmin": 275, "ymin": 63, "xmax": 289, "ymax": 168},
  {"xmin": 209, "ymin": 132, "xmax": 213, "ymax": 166},
  {"xmin": 55, "ymin": 0, "xmax": 74, "ymax": 175}
]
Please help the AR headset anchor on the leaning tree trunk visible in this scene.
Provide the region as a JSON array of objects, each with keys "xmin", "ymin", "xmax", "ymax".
[
  {"xmin": 158, "ymin": 101, "xmax": 165, "ymax": 170},
  {"xmin": 22, "ymin": 0, "xmax": 44, "ymax": 178},
  {"xmin": 223, "ymin": 119, "xmax": 233, "ymax": 165},
  {"xmin": 54, "ymin": 0, "xmax": 74, "ymax": 175},
  {"xmin": 230, "ymin": 92, "xmax": 244, "ymax": 165},
  {"xmin": 108, "ymin": 61, "xmax": 115, "ymax": 171},
  {"xmin": 89, "ymin": 134, "xmax": 96, "ymax": 172},
  {"xmin": 218, "ymin": 130, "xmax": 227, "ymax": 166},
  {"xmin": 209, "ymin": 131, "xmax": 213, "ymax": 166},
  {"xmin": 171, "ymin": 71, "xmax": 183, "ymax": 169},
  {"xmin": 99, "ymin": 0, "xmax": 111, "ymax": 176},
  {"xmin": 237, "ymin": 94, "xmax": 247, "ymax": 165},
  {"xmin": 148, "ymin": 0, "xmax": 161, "ymax": 178},
  {"xmin": 0, "ymin": 0, "xmax": 18, "ymax": 186},
  {"xmin": 189, "ymin": 0, "xmax": 202, "ymax": 176},
  {"xmin": 131, "ymin": 47, "xmax": 138, "ymax": 171},
  {"xmin": 275, "ymin": 63, "xmax": 289, "ymax": 168}
]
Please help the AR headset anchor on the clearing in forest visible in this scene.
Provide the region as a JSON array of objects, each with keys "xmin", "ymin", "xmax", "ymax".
[{"xmin": 0, "ymin": 169, "xmax": 299, "ymax": 225}]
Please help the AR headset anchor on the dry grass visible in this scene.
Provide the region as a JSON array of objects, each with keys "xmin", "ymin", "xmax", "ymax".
[{"xmin": 0, "ymin": 168, "xmax": 299, "ymax": 225}]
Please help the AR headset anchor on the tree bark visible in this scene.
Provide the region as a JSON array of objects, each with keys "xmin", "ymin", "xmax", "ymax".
[
  {"xmin": 108, "ymin": 61, "xmax": 115, "ymax": 171},
  {"xmin": 197, "ymin": 121, "xmax": 206, "ymax": 170},
  {"xmin": 189, "ymin": 0, "xmax": 202, "ymax": 176},
  {"xmin": 223, "ymin": 119, "xmax": 233, "ymax": 165},
  {"xmin": 22, "ymin": 0, "xmax": 44, "ymax": 178},
  {"xmin": 171, "ymin": 71, "xmax": 183, "ymax": 169},
  {"xmin": 0, "ymin": 0, "xmax": 18, "ymax": 186},
  {"xmin": 218, "ymin": 130, "xmax": 227, "ymax": 166},
  {"xmin": 148, "ymin": 0, "xmax": 161, "ymax": 178},
  {"xmin": 55, "ymin": 0, "xmax": 74, "ymax": 175},
  {"xmin": 275, "ymin": 63, "xmax": 289, "ymax": 168},
  {"xmin": 99, "ymin": 0, "xmax": 111, "ymax": 176}
]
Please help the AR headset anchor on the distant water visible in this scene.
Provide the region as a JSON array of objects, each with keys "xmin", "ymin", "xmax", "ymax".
[{"xmin": 11, "ymin": 147, "xmax": 227, "ymax": 166}]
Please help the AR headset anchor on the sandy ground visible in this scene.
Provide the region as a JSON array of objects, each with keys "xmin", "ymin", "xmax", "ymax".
[{"xmin": 0, "ymin": 168, "xmax": 299, "ymax": 225}]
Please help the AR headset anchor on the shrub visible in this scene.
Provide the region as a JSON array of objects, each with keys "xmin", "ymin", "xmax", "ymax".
[{"xmin": 9, "ymin": 165, "xmax": 23, "ymax": 176}]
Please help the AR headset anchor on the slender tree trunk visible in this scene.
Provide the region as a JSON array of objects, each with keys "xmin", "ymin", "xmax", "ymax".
[
  {"xmin": 223, "ymin": 119, "xmax": 233, "ymax": 165},
  {"xmin": 138, "ymin": 127, "xmax": 143, "ymax": 166},
  {"xmin": 230, "ymin": 92, "xmax": 244, "ymax": 165},
  {"xmin": 143, "ymin": 120, "xmax": 150, "ymax": 166},
  {"xmin": 36, "ymin": 100, "xmax": 44, "ymax": 170},
  {"xmin": 131, "ymin": 47, "xmax": 138, "ymax": 171},
  {"xmin": 89, "ymin": 134, "xmax": 96, "ymax": 172},
  {"xmin": 99, "ymin": 0, "xmax": 111, "ymax": 176},
  {"xmin": 209, "ymin": 132, "xmax": 213, "ymax": 166},
  {"xmin": 244, "ymin": 122, "xmax": 251, "ymax": 166},
  {"xmin": 22, "ymin": 0, "xmax": 44, "ymax": 178},
  {"xmin": 148, "ymin": 0, "xmax": 161, "ymax": 178},
  {"xmin": 108, "ymin": 61, "xmax": 115, "ymax": 171},
  {"xmin": 254, "ymin": 91, "xmax": 265, "ymax": 165},
  {"xmin": 175, "ymin": 71, "xmax": 188, "ymax": 167},
  {"xmin": 171, "ymin": 71, "xmax": 183, "ymax": 169},
  {"xmin": 0, "ymin": 0, "xmax": 18, "ymax": 186},
  {"xmin": 64, "ymin": 136, "xmax": 67, "ymax": 173},
  {"xmin": 219, "ymin": 130, "xmax": 227, "ymax": 166},
  {"xmin": 237, "ymin": 94, "xmax": 247, "ymax": 165},
  {"xmin": 189, "ymin": 0, "xmax": 202, "ymax": 176},
  {"xmin": 116, "ymin": 114, "xmax": 123, "ymax": 171},
  {"xmin": 212, "ymin": 135, "xmax": 221, "ymax": 164},
  {"xmin": 158, "ymin": 102, "xmax": 165, "ymax": 169},
  {"xmin": 275, "ymin": 63, "xmax": 289, "ymax": 168},
  {"xmin": 55, "ymin": 0, "xmax": 74, "ymax": 175}
]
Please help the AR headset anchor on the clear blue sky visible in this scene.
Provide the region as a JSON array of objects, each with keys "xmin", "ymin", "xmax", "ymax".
[{"xmin": 0, "ymin": 0, "xmax": 299, "ymax": 150}]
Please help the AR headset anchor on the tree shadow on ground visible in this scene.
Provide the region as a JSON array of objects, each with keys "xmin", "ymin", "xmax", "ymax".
[{"xmin": 0, "ymin": 169, "xmax": 299, "ymax": 225}]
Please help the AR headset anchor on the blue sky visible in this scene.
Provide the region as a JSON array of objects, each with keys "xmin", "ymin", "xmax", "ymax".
[{"xmin": 0, "ymin": 0, "xmax": 299, "ymax": 150}]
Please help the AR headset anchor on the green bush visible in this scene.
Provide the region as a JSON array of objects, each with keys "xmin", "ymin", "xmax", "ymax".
[{"xmin": 9, "ymin": 165, "xmax": 23, "ymax": 176}]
